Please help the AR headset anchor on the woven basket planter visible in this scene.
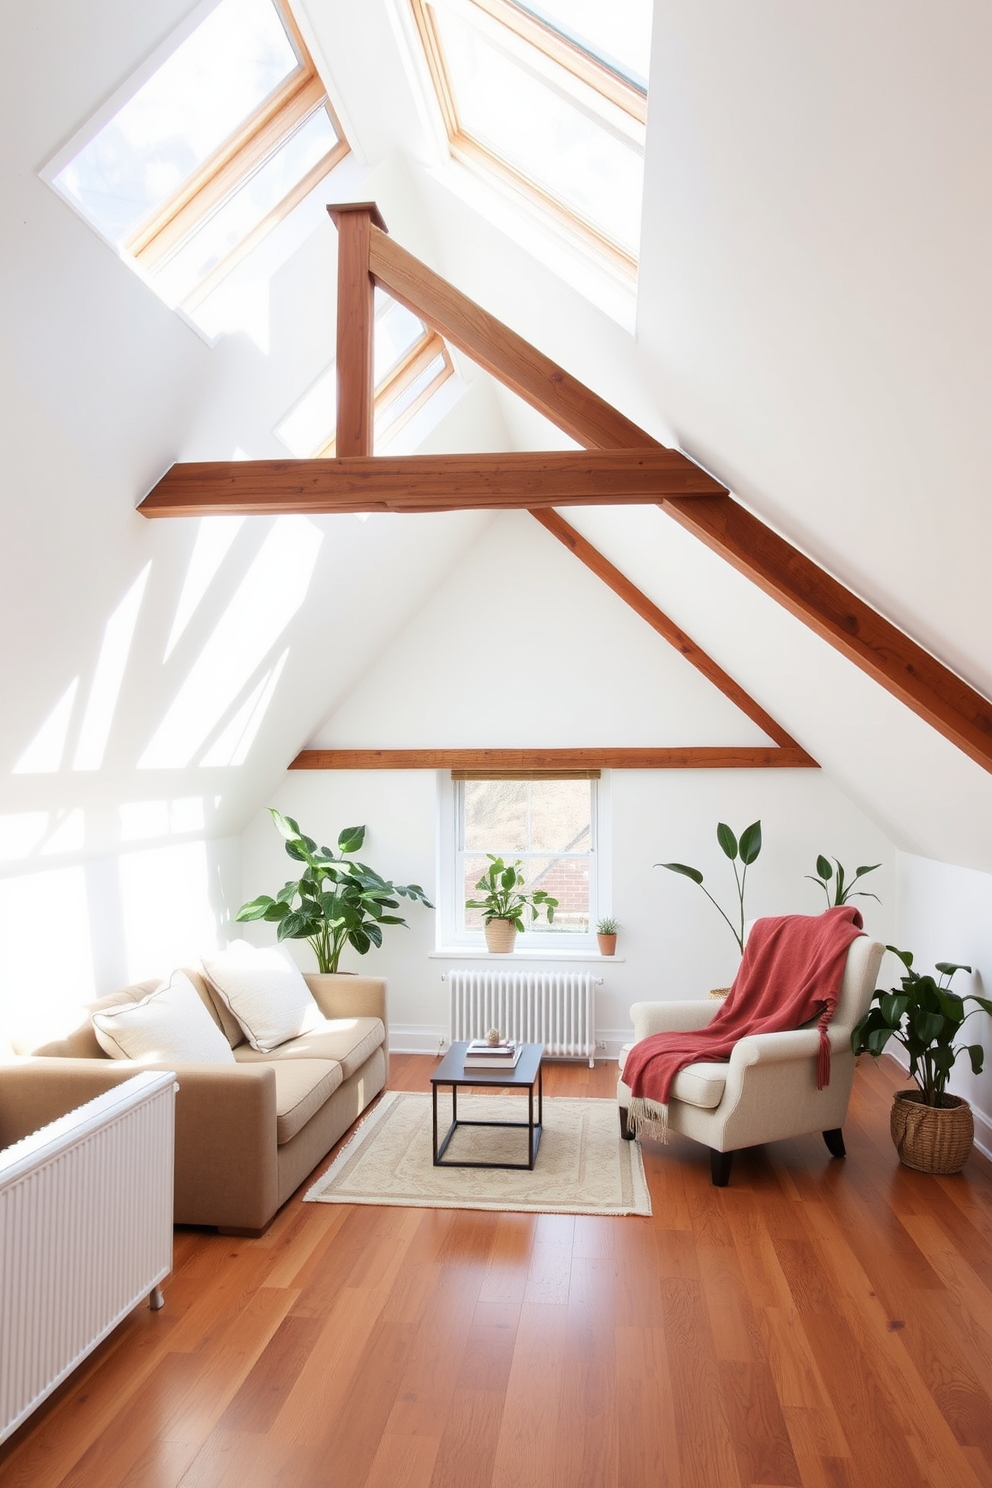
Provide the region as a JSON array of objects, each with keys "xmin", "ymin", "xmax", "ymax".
[
  {"xmin": 484, "ymin": 918, "xmax": 517, "ymax": 954},
  {"xmin": 890, "ymin": 1089, "xmax": 974, "ymax": 1174}
]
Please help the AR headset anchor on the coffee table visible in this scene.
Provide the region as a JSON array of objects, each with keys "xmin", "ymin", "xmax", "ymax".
[{"xmin": 431, "ymin": 1042, "xmax": 544, "ymax": 1169}]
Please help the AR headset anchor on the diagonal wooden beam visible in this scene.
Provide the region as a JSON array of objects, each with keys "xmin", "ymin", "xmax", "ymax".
[
  {"xmin": 137, "ymin": 450, "xmax": 723, "ymax": 517},
  {"xmin": 289, "ymin": 747, "xmax": 817, "ymax": 770},
  {"xmin": 661, "ymin": 493, "xmax": 992, "ymax": 774},
  {"xmin": 530, "ymin": 509, "xmax": 815, "ymax": 760}
]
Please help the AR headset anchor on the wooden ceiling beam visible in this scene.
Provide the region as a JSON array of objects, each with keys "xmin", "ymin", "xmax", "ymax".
[
  {"xmin": 289, "ymin": 747, "xmax": 817, "ymax": 770},
  {"xmin": 137, "ymin": 449, "xmax": 723, "ymax": 517},
  {"xmin": 326, "ymin": 203, "xmax": 384, "ymax": 457},
  {"xmin": 530, "ymin": 509, "xmax": 815, "ymax": 760},
  {"xmin": 661, "ymin": 493, "xmax": 992, "ymax": 774}
]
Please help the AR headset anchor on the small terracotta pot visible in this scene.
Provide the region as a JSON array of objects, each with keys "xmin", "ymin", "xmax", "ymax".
[
  {"xmin": 484, "ymin": 918, "xmax": 517, "ymax": 954},
  {"xmin": 597, "ymin": 933, "xmax": 617, "ymax": 956}
]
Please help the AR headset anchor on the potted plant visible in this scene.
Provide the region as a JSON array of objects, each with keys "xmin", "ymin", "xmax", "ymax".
[
  {"xmin": 853, "ymin": 947, "xmax": 992, "ymax": 1173},
  {"xmin": 807, "ymin": 855, "xmax": 881, "ymax": 907},
  {"xmin": 656, "ymin": 820, "xmax": 762, "ymax": 955},
  {"xmin": 236, "ymin": 810, "xmax": 432, "ymax": 973},
  {"xmin": 596, "ymin": 917, "xmax": 619, "ymax": 955},
  {"xmin": 465, "ymin": 856, "xmax": 558, "ymax": 953}
]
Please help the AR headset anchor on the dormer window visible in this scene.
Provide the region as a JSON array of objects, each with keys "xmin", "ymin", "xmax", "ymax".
[
  {"xmin": 48, "ymin": 0, "xmax": 348, "ymax": 311},
  {"xmin": 409, "ymin": 0, "xmax": 651, "ymax": 274}
]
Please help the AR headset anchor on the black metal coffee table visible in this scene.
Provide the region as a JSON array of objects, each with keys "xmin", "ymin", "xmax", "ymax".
[{"xmin": 431, "ymin": 1042, "xmax": 544, "ymax": 1169}]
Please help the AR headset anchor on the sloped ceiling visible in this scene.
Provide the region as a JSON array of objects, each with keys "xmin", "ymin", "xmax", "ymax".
[{"xmin": 1, "ymin": 0, "xmax": 990, "ymax": 871}]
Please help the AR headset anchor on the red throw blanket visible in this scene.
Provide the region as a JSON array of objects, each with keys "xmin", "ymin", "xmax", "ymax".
[{"xmin": 624, "ymin": 907, "xmax": 865, "ymax": 1124}]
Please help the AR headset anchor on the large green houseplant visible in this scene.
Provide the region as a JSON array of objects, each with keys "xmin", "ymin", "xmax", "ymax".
[
  {"xmin": 657, "ymin": 820, "xmax": 762, "ymax": 955},
  {"xmin": 853, "ymin": 946, "xmax": 992, "ymax": 1173},
  {"xmin": 236, "ymin": 810, "xmax": 432, "ymax": 973},
  {"xmin": 465, "ymin": 856, "xmax": 558, "ymax": 953}
]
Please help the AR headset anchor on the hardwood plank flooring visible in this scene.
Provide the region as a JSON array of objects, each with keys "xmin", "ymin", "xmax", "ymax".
[{"xmin": 2, "ymin": 1055, "xmax": 992, "ymax": 1487}]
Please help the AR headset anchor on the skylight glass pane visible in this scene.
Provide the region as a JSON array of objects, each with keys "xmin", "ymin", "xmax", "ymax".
[
  {"xmin": 514, "ymin": 1, "xmax": 652, "ymax": 89},
  {"xmin": 374, "ymin": 295, "xmax": 427, "ymax": 376},
  {"xmin": 54, "ymin": 0, "xmax": 300, "ymax": 244},
  {"xmin": 437, "ymin": 7, "xmax": 643, "ymax": 254},
  {"xmin": 152, "ymin": 107, "xmax": 338, "ymax": 304},
  {"xmin": 379, "ymin": 352, "xmax": 447, "ymax": 430}
]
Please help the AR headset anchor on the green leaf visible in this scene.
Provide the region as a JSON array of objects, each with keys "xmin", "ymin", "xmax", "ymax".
[
  {"xmin": 967, "ymin": 1044, "xmax": 986, "ymax": 1074},
  {"xmin": 337, "ymin": 825, "xmax": 366, "ymax": 854},
  {"xmin": 738, "ymin": 820, "xmax": 762, "ymax": 865},
  {"xmin": 852, "ymin": 863, "xmax": 882, "ymax": 881},
  {"xmin": 935, "ymin": 961, "xmax": 972, "ymax": 978},
  {"xmin": 815, "ymin": 854, "xmax": 832, "ymax": 880},
  {"xmin": 880, "ymin": 993, "xmax": 909, "ymax": 1027},
  {"xmin": 716, "ymin": 822, "xmax": 738, "ymax": 859},
  {"xmin": 657, "ymin": 862, "xmax": 704, "ymax": 884},
  {"xmin": 886, "ymin": 945, "xmax": 914, "ymax": 971}
]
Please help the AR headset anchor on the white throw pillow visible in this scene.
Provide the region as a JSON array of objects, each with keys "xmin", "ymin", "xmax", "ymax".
[
  {"xmin": 92, "ymin": 969, "xmax": 236, "ymax": 1063},
  {"xmin": 200, "ymin": 939, "xmax": 321, "ymax": 1053}
]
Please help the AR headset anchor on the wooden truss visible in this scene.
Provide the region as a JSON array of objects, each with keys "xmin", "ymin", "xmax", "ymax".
[{"xmin": 139, "ymin": 203, "xmax": 992, "ymax": 776}]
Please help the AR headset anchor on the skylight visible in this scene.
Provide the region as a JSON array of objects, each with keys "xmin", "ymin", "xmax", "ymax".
[
  {"xmin": 275, "ymin": 292, "xmax": 455, "ymax": 457},
  {"xmin": 410, "ymin": 0, "xmax": 651, "ymax": 271},
  {"xmin": 49, "ymin": 0, "xmax": 348, "ymax": 310}
]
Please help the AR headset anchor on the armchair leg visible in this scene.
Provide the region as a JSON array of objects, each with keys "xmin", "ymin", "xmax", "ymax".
[
  {"xmin": 619, "ymin": 1107, "xmax": 635, "ymax": 1140},
  {"xmin": 710, "ymin": 1149, "xmax": 733, "ymax": 1187},
  {"xmin": 822, "ymin": 1128, "xmax": 846, "ymax": 1159}
]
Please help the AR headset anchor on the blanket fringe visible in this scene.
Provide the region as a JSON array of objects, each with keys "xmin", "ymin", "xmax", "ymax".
[{"xmin": 626, "ymin": 1097, "xmax": 670, "ymax": 1144}]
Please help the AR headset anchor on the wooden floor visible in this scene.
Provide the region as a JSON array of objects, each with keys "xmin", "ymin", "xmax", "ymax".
[{"xmin": 3, "ymin": 1054, "xmax": 992, "ymax": 1488}]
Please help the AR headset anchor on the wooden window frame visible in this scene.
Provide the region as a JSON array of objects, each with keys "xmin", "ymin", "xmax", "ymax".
[
  {"xmin": 121, "ymin": 0, "xmax": 348, "ymax": 305},
  {"xmin": 409, "ymin": 0, "xmax": 645, "ymax": 275},
  {"xmin": 316, "ymin": 331, "xmax": 454, "ymax": 458}
]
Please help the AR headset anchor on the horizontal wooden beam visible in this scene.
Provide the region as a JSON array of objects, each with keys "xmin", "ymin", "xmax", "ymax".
[
  {"xmin": 530, "ymin": 509, "xmax": 815, "ymax": 759},
  {"xmin": 289, "ymin": 747, "xmax": 818, "ymax": 770},
  {"xmin": 661, "ymin": 493, "xmax": 992, "ymax": 774},
  {"xmin": 138, "ymin": 450, "xmax": 724, "ymax": 517}
]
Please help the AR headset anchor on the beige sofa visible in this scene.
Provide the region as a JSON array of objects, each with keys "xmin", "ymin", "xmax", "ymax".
[{"xmin": 2, "ymin": 970, "xmax": 388, "ymax": 1234}]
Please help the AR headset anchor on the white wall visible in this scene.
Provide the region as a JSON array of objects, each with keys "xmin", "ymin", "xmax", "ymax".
[
  {"xmin": 894, "ymin": 853, "xmax": 992, "ymax": 1157},
  {"xmin": 241, "ymin": 766, "xmax": 895, "ymax": 1056}
]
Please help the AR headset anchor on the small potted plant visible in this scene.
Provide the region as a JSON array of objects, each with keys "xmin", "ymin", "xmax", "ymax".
[
  {"xmin": 236, "ymin": 810, "xmax": 433, "ymax": 973},
  {"xmin": 596, "ymin": 917, "xmax": 619, "ymax": 955},
  {"xmin": 465, "ymin": 856, "xmax": 558, "ymax": 953},
  {"xmin": 853, "ymin": 946, "xmax": 992, "ymax": 1173}
]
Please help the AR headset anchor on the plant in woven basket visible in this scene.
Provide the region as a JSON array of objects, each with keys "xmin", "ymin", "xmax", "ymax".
[{"xmin": 852, "ymin": 947, "xmax": 990, "ymax": 1105}]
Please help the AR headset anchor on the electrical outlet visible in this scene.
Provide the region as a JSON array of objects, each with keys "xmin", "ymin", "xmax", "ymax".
[
  {"xmin": 437, "ymin": 1036, "xmax": 447, "ymax": 1055},
  {"xmin": 596, "ymin": 1041, "xmax": 607, "ymax": 1051}
]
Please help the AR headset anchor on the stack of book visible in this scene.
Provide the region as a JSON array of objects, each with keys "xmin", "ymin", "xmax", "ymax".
[{"xmin": 463, "ymin": 1039, "xmax": 522, "ymax": 1070}]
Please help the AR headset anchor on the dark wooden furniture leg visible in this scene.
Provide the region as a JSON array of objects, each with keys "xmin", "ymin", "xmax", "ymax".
[
  {"xmin": 710, "ymin": 1149, "xmax": 733, "ymax": 1186},
  {"xmin": 619, "ymin": 1107, "xmax": 634, "ymax": 1140},
  {"xmin": 822, "ymin": 1128, "xmax": 846, "ymax": 1158}
]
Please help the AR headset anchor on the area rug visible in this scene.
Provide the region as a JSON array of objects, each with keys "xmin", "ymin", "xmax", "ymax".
[{"xmin": 304, "ymin": 1091, "xmax": 651, "ymax": 1216}]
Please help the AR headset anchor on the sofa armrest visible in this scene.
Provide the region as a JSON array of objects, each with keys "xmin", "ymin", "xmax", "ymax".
[
  {"xmin": 0, "ymin": 1058, "xmax": 279, "ymax": 1231},
  {"xmin": 629, "ymin": 1000, "xmax": 720, "ymax": 1040},
  {"xmin": 728, "ymin": 1029, "xmax": 822, "ymax": 1070},
  {"xmin": 304, "ymin": 974, "xmax": 389, "ymax": 1080}
]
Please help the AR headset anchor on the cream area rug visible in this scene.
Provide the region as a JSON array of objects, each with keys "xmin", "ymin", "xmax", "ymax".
[{"xmin": 304, "ymin": 1091, "xmax": 651, "ymax": 1216}]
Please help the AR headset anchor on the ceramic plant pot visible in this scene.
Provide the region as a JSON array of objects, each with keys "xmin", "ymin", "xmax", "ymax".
[{"xmin": 484, "ymin": 918, "xmax": 517, "ymax": 954}]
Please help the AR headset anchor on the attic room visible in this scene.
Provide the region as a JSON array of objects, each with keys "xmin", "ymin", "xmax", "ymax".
[{"xmin": 1, "ymin": 0, "xmax": 991, "ymax": 1483}]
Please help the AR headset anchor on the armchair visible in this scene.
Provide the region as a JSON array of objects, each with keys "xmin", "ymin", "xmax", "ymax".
[{"xmin": 617, "ymin": 934, "xmax": 885, "ymax": 1184}]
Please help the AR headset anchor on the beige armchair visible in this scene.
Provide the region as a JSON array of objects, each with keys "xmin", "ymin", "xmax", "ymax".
[{"xmin": 617, "ymin": 935, "xmax": 885, "ymax": 1185}]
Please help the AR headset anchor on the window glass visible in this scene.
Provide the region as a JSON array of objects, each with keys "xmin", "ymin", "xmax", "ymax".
[
  {"xmin": 515, "ymin": 1, "xmax": 652, "ymax": 87},
  {"xmin": 54, "ymin": 0, "xmax": 301, "ymax": 244},
  {"xmin": 460, "ymin": 778, "xmax": 594, "ymax": 936}
]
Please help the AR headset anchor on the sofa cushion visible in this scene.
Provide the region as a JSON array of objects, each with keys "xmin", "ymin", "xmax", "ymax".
[
  {"xmin": 183, "ymin": 964, "xmax": 244, "ymax": 1048},
  {"xmin": 92, "ymin": 970, "xmax": 236, "ymax": 1064},
  {"xmin": 272, "ymin": 1059, "xmax": 343, "ymax": 1144},
  {"xmin": 618, "ymin": 1044, "xmax": 727, "ymax": 1110},
  {"xmin": 233, "ymin": 1017, "xmax": 385, "ymax": 1081},
  {"xmin": 201, "ymin": 940, "xmax": 321, "ymax": 1053}
]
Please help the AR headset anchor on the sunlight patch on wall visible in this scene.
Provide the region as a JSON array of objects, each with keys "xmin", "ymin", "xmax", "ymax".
[
  {"xmin": 41, "ymin": 809, "xmax": 85, "ymax": 856},
  {"xmin": 0, "ymin": 866, "xmax": 94, "ymax": 1053},
  {"xmin": 139, "ymin": 518, "xmax": 321, "ymax": 769},
  {"xmin": 0, "ymin": 813, "xmax": 50, "ymax": 862},
  {"xmin": 200, "ymin": 650, "xmax": 289, "ymax": 766},
  {"xmin": 120, "ymin": 796, "xmax": 206, "ymax": 842},
  {"xmin": 119, "ymin": 840, "xmax": 221, "ymax": 981},
  {"xmin": 165, "ymin": 518, "xmax": 246, "ymax": 660},
  {"xmin": 12, "ymin": 680, "xmax": 79, "ymax": 774},
  {"xmin": 74, "ymin": 566, "xmax": 150, "ymax": 771}
]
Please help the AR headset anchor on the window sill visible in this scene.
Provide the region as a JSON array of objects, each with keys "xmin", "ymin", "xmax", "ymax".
[{"xmin": 430, "ymin": 949, "xmax": 624, "ymax": 963}]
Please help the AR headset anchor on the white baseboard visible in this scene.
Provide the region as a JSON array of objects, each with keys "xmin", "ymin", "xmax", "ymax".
[{"xmin": 389, "ymin": 1025, "xmax": 629, "ymax": 1062}]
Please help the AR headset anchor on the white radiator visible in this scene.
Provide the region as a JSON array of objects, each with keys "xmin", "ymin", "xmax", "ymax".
[
  {"xmin": 449, "ymin": 971, "xmax": 596, "ymax": 1065},
  {"xmin": 0, "ymin": 1071, "xmax": 176, "ymax": 1445}
]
